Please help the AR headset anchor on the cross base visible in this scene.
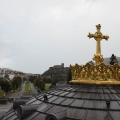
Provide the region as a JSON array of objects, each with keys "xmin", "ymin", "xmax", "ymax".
[{"xmin": 93, "ymin": 54, "xmax": 104, "ymax": 65}]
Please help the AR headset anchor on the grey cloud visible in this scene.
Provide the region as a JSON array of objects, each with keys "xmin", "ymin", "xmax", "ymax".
[{"xmin": 0, "ymin": 0, "xmax": 120, "ymax": 73}]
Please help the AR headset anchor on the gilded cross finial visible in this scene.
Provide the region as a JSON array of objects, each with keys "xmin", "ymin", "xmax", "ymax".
[
  {"xmin": 70, "ymin": 24, "xmax": 120, "ymax": 85},
  {"xmin": 96, "ymin": 24, "xmax": 101, "ymax": 30},
  {"xmin": 87, "ymin": 24, "xmax": 109, "ymax": 65}
]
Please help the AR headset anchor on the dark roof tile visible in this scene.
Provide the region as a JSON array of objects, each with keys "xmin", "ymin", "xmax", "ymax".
[{"xmin": 1, "ymin": 85, "xmax": 120, "ymax": 120}]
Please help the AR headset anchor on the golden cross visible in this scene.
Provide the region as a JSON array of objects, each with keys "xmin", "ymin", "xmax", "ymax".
[{"xmin": 88, "ymin": 24, "xmax": 109, "ymax": 55}]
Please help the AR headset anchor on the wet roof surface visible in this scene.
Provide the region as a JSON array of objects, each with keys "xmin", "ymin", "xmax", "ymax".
[{"xmin": 1, "ymin": 85, "xmax": 120, "ymax": 120}]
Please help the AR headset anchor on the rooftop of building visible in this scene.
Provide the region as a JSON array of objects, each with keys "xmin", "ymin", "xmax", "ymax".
[{"xmin": 1, "ymin": 84, "xmax": 120, "ymax": 120}]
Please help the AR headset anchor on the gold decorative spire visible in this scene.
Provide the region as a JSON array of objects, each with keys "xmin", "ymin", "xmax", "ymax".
[
  {"xmin": 70, "ymin": 24, "xmax": 120, "ymax": 85},
  {"xmin": 88, "ymin": 24, "xmax": 109, "ymax": 65}
]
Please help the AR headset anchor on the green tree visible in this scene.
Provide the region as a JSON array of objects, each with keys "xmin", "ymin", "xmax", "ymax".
[
  {"xmin": 6, "ymin": 81, "xmax": 12, "ymax": 92},
  {"xmin": 4, "ymin": 74, "xmax": 10, "ymax": 80},
  {"xmin": 12, "ymin": 76, "xmax": 22, "ymax": 90},
  {"xmin": 0, "ymin": 80, "xmax": 12, "ymax": 92},
  {"xmin": 109, "ymin": 54, "xmax": 118, "ymax": 65},
  {"xmin": 67, "ymin": 69, "xmax": 72, "ymax": 84},
  {"xmin": 34, "ymin": 78, "xmax": 45, "ymax": 91},
  {"xmin": 0, "ymin": 80, "xmax": 6, "ymax": 91},
  {"xmin": 43, "ymin": 77, "xmax": 52, "ymax": 83},
  {"xmin": 29, "ymin": 75, "xmax": 37, "ymax": 83},
  {"xmin": 23, "ymin": 77, "xmax": 27, "ymax": 82},
  {"xmin": 52, "ymin": 79, "xmax": 56, "ymax": 85},
  {"xmin": 0, "ymin": 88, "xmax": 4, "ymax": 98}
]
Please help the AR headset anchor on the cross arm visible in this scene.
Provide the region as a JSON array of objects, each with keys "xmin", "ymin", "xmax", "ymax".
[
  {"xmin": 102, "ymin": 35, "xmax": 109, "ymax": 41},
  {"xmin": 88, "ymin": 32, "xmax": 96, "ymax": 39}
]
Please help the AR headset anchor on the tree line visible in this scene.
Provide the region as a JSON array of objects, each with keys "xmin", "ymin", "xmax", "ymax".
[
  {"xmin": 28, "ymin": 75, "xmax": 60, "ymax": 91},
  {"xmin": 0, "ymin": 68, "xmax": 72, "ymax": 93},
  {"xmin": 28, "ymin": 75, "xmax": 45, "ymax": 91},
  {"xmin": 0, "ymin": 75, "xmax": 22, "ymax": 92}
]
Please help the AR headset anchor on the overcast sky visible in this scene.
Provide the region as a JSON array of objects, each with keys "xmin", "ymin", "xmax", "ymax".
[{"xmin": 0, "ymin": 0, "xmax": 120, "ymax": 74}]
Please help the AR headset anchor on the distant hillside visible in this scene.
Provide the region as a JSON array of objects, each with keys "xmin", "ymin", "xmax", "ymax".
[
  {"xmin": 2, "ymin": 68, "xmax": 12, "ymax": 71},
  {"xmin": 0, "ymin": 68, "xmax": 26, "ymax": 74},
  {"xmin": 42, "ymin": 67, "xmax": 69, "ymax": 81}
]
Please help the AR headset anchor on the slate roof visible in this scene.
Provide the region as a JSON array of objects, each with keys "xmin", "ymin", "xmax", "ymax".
[{"xmin": 1, "ymin": 84, "xmax": 120, "ymax": 120}]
